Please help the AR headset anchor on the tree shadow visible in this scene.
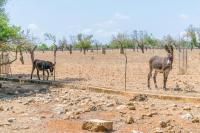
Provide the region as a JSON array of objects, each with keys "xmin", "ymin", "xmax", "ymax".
[
  {"xmin": 0, "ymin": 81, "xmax": 50, "ymax": 100},
  {"xmin": 58, "ymin": 77, "xmax": 86, "ymax": 84},
  {"xmin": 5, "ymin": 74, "xmax": 86, "ymax": 84},
  {"xmin": 0, "ymin": 74, "xmax": 86, "ymax": 100}
]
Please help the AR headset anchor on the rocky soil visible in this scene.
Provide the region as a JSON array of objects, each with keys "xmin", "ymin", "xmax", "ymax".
[{"xmin": 0, "ymin": 81, "xmax": 200, "ymax": 133}]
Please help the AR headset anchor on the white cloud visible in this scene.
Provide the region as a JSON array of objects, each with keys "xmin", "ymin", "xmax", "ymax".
[
  {"xmin": 114, "ymin": 13, "xmax": 131, "ymax": 20},
  {"xmin": 64, "ymin": 13, "xmax": 131, "ymax": 43},
  {"xmin": 179, "ymin": 14, "xmax": 189, "ymax": 20},
  {"xmin": 28, "ymin": 23, "xmax": 39, "ymax": 32}
]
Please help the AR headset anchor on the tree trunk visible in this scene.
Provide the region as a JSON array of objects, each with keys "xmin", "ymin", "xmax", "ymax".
[
  {"xmin": 29, "ymin": 46, "xmax": 37, "ymax": 65},
  {"xmin": 83, "ymin": 49, "xmax": 86, "ymax": 55},
  {"xmin": 19, "ymin": 49, "xmax": 24, "ymax": 64},
  {"xmin": 120, "ymin": 47, "xmax": 124, "ymax": 54},
  {"xmin": 102, "ymin": 48, "xmax": 106, "ymax": 54}
]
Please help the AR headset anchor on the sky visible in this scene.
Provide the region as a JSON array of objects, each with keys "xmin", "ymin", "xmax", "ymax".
[{"xmin": 5, "ymin": 0, "xmax": 200, "ymax": 43}]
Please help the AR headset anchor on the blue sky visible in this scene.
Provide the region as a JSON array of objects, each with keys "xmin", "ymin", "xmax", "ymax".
[{"xmin": 5, "ymin": 0, "xmax": 200, "ymax": 43}]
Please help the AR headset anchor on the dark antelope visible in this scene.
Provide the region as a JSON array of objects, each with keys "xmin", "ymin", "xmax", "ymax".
[
  {"xmin": 30, "ymin": 59, "xmax": 55, "ymax": 80},
  {"xmin": 147, "ymin": 45, "xmax": 174, "ymax": 90}
]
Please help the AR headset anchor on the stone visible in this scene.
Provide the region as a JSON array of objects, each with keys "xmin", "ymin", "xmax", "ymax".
[
  {"xmin": 89, "ymin": 105, "xmax": 97, "ymax": 111},
  {"xmin": 131, "ymin": 130, "xmax": 144, "ymax": 133},
  {"xmin": 127, "ymin": 102, "xmax": 134, "ymax": 106},
  {"xmin": 160, "ymin": 120, "xmax": 170, "ymax": 128},
  {"xmin": 153, "ymin": 127, "xmax": 163, "ymax": 133},
  {"xmin": 183, "ymin": 107, "xmax": 191, "ymax": 111},
  {"xmin": 116, "ymin": 105, "xmax": 127, "ymax": 110},
  {"xmin": 8, "ymin": 117, "xmax": 16, "ymax": 123},
  {"xmin": 82, "ymin": 119, "xmax": 113, "ymax": 132},
  {"xmin": 0, "ymin": 106, "xmax": 4, "ymax": 111},
  {"xmin": 129, "ymin": 94, "xmax": 148, "ymax": 102},
  {"xmin": 106, "ymin": 103, "xmax": 114, "ymax": 107},
  {"xmin": 128, "ymin": 106, "xmax": 136, "ymax": 110},
  {"xmin": 52, "ymin": 105, "xmax": 67, "ymax": 114},
  {"xmin": 181, "ymin": 113, "xmax": 193, "ymax": 120},
  {"xmin": 148, "ymin": 112, "xmax": 158, "ymax": 117},
  {"xmin": 125, "ymin": 116, "xmax": 134, "ymax": 124},
  {"xmin": 192, "ymin": 117, "xmax": 200, "ymax": 123},
  {"xmin": 23, "ymin": 99, "xmax": 35, "ymax": 105}
]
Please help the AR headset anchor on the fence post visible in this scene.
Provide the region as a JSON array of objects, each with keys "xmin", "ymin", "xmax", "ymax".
[
  {"xmin": 185, "ymin": 48, "xmax": 188, "ymax": 73},
  {"xmin": 124, "ymin": 50, "xmax": 127, "ymax": 91},
  {"xmin": 54, "ymin": 45, "xmax": 57, "ymax": 81}
]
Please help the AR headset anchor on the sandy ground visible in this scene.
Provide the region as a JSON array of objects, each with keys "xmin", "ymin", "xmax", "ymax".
[
  {"xmin": 1, "ymin": 49, "xmax": 200, "ymax": 132},
  {"xmin": 0, "ymin": 81, "xmax": 200, "ymax": 133},
  {"xmin": 9, "ymin": 49, "xmax": 200, "ymax": 97}
]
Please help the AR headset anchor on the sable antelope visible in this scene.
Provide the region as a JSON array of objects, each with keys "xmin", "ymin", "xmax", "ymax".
[
  {"xmin": 30, "ymin": 59, "xmax": 55, "ymax": 80},
  {"xmin": 147, "ymin": 44, "xmax": 174, "ymax": 90}
]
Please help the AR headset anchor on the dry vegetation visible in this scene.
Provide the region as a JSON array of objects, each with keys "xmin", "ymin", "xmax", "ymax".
[
  {"xmin": 11, "ymin": 49, "xmax": 200, "ymax": 97},
  {"xmin": 1, "ymin": 49, "xmax": 200, "ymax": 132}
]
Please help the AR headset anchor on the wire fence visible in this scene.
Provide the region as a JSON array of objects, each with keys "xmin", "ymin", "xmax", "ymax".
[
  {"xmin": 3, "ymin": 48, "xmax": 200, "ymax": 97},
  {"xmin": 0, "ymin": 53, "xmax": 10, "ymax": 75}
]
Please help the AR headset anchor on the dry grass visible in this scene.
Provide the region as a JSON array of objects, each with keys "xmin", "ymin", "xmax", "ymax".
[{"xmin": 10, "ymin": 49, "xmax": 200, "ymax": 97}]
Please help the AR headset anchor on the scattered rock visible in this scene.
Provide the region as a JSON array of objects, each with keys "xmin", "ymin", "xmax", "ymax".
[
  {"xmin": 24, "ymin": 99, "xmax": 35, "ymax": 105},
  {"xmin": 82, "ymin": 119, "xmax": 113, "ymax": 132},
  {"xmin": 125, "ymin": 116, "xmax": 134, "ymax": 124},
  {"xmin": 106, "ymin": 103, "xmax": 114, "ymax": 107},
  {"xmin": 8, "ymin": 117, "xmax": 16, "ymax": 123},
  {"xmin": 183, "ymin": 107, "xmax": 191, "ymax": 111},
  {"xmin": 52, "ymin": 104, "xmax": 67, "ymax": 114},
  {"xmin": 129, "ymin": 94, "xmax": 148, "ymax": 102},
  {"xmin": 181, "ymin": 113, "xmax": 193, "ymax": 120},
  {"xmin": 131, "ymin": 130, "xmax": 144, "ymax": 133},
  {"xmin": 116, "ymin": 105, "xmax": 127, "ymax": 110},
  {"xmin": 153, "ymin": 127, "xmax": 163, "ymax": 133},
  {"xmin": 0, "ymin": 106, "xmax": 4, "ymax": 111},
  {"xmin": 0, "ymin": 122, "xmax": 11, "ymax": 126},
  {"xmin": 128, "ymin": 106, "xmax": 136, "ymax": 110},
  {"xmin": 127, "ymin": 102, "xmax": 134, "ymax": 106},
  {"xmin": 160, "ymin": 120, "xmax": 170, "ymax": 128},
  {"xmin": 192, "ymin": 117, "xmax": 200, "ymax": 123},
  {"xmin": 171, "ymin": 104, "xmax": 177, "ymax": 107},
  {"xmin": 40, "ymin": 116, "xmax": 46, "ymax": 119},
  {"xmin": 89, "ymin": 105, "xmax": 97, "ymax": 111},
  {"xmin": 148, "ymin": 112, "xmax": 158, "ymax": 117}
]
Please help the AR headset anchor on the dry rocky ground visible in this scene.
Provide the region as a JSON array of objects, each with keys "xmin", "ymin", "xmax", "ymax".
[
  {"xmin": 0, "ymin": 81, "xmax": 200, "ymax": 133},
  {"xmin": 1, "ymin": 49, "xmax": 200, "ymax": 132},
  {"xmin": 10, "ymin": 49, "xmax": 200, "ymax": 97}
]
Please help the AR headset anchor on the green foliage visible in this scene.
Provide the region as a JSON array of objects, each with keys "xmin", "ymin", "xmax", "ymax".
[
  {"xmin": 186, "ymin": 25, "xmax": 198, "ymax": 49},
  {"xmin": 38, "ymin": 43, "xmax": 48, "ymax": 50},
  {"xmin": 0, "ymin": 15, "xmax": 20, "ymax": 42},
  {"xmin": 49, "ymin": 44, "xmax": 56, "ymax": 50},
  {"xmin": 143, "ymin": 34, "xmax": 158, "ymax": 46},
  {"xmin": 74, "ymin": 33, "xmax": 93, "ymax": 49},
  {"xmin": 0, "ymin": 0, "xmax": 7, "ymax": 18},
  {"xmin": 110, "ymin": 33, "xmax": 133, "ymax": 48}
]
